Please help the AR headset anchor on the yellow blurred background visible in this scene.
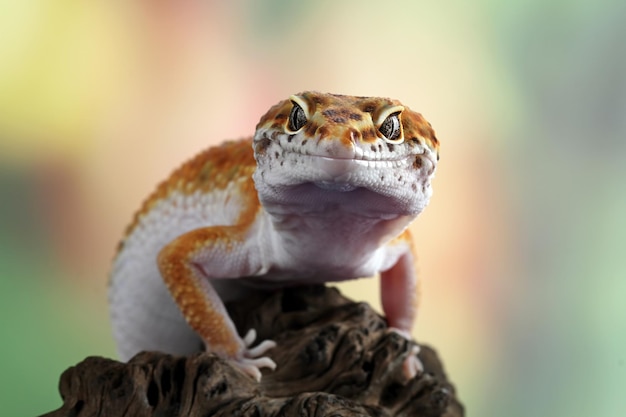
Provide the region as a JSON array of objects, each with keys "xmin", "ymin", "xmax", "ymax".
[{"xmin": 1, "ymin": 1, "xmax": 625, "ymax": 415}]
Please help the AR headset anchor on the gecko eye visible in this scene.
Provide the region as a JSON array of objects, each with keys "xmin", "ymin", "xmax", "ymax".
[
  {"xmin": 379, "ymin": 112, "xmax": 401, "ymax": 142},
  {"xmin": 288, "ymin": 102, "xmax": 307, "ymax": 131}
]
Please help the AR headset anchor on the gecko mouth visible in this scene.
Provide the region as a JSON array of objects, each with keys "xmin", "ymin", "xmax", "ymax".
[
  {"xmin": 294, "ymin": 153, "xmax": 421, "ymax": 194},
  {"xmin": 255, "ymin": 149, "xmax": 435, "ymax": 216},
  {"xmin": 263, "ymin": 149, "xmax": 435, "ymax": 194},
  {"xmin": 283, "ymin": 147, "xmax": 414, "ymax": 163},
  {"xmin": 303, "ymin": 153, "xmax": 415, "ymax": 176},
  {"xmin": 254, "ymin": 139, "xmax": 436, "ymax": 208}
]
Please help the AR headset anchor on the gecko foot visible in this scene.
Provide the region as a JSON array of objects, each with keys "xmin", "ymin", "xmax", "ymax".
[
  {"xmin": 234, "ymin": 329, "xmax": 277, "ymax": 382},
  {"xmin": 402, "ymin": 344, "xmax": 423, "ymax": 380},
  {"xmin": 388, "ymin": 328, "xmax": 424, "ymax": 380}
]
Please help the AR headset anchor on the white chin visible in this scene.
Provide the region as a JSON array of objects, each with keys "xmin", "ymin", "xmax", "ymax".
[{"xmin": 314, "ymin": 181, "xmax": 357, "ymax": 192}]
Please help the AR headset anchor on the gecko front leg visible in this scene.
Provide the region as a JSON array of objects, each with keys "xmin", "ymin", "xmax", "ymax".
[
  {"xmin": 157, "ymin": 225, "xmax": 276, "ymax": 381},
  {"xmin": 380, "ymin": 232, "xmax": 423, "ymax": 380}
]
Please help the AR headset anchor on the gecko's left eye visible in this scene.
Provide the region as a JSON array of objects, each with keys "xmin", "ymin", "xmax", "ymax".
[
  {"xmin": 288, "ymin": 102, "xmax": 307, "ymax": 132},
  {"xmin": 379, "ymin": 112, "xmax": 401, "ymax": 142}
]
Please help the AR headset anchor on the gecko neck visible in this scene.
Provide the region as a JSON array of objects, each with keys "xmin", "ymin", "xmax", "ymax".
[{"xmin": 259, "ymin": 184, "xmax": 415, "ymax": 278}]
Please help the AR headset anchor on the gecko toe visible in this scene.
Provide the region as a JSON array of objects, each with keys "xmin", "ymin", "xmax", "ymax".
[
  {"xmin": 242, "ymin": 328, "xmax": 276, "ymax": 358},
  {"xmin": 232, "ymin": 331, "xmax": 277, "ymax": 381},
  {"xmin": 244, "ymin": 356, "xmax": 277, "ymax": 371},
  {"xmin": 233, "ymin": 356, "xmax": 277, "ymax": 381},
  {"xmin": 243, "ymin": 329, "xmax": 257, "ymax": 347},
  {"xmin": 387, "ymin": 327, "xmax": 423, "ymax": 380},
  {"xmin": 245, "ymin": 339, "xmax": 277, "ymax": 358},
  {"xmin": 403, "ymin": 353, "xmax": 424, "ymax": 380},
  {"xmin": 235, "ymin": 361, "xmax": 263, "ymax": 382}
]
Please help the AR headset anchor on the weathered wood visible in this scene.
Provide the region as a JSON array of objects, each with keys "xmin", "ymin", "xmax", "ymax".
[{"xmin": 42, "ymin": 285, "xmax": 464, "ymax": 416}]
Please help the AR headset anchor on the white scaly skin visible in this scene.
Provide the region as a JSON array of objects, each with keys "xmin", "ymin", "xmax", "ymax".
[{"xmin": 109, "ymin": 92, "xmax": 439, "ymax": 381}]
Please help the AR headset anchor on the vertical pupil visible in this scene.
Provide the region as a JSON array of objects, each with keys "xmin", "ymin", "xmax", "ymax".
[
  {"xmin": 381, "ymin": 114, "xmax": 400, "ymax": 139},
  {"xmin": 289, "ymin": 104, "xmax": 306, "ymax": 131}
]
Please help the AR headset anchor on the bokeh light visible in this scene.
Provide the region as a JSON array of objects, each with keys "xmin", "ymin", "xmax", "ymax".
[{"xmin": 1, "ymin": 1, "xmax": 624, "ymax": 415}]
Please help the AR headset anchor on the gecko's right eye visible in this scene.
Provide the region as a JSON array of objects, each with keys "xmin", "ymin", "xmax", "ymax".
[
  {"xmin": 379, "ymin": 113, "xmax": 401, "ymax": 142},
  {"xmin": 288, "ymin": 102, "xmax": 307, "ymax": 132}
]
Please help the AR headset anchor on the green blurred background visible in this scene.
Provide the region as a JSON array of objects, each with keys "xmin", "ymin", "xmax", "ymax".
[{"xmin": 1, "ymin": 1, "xmax": 625, "ymax": 415}]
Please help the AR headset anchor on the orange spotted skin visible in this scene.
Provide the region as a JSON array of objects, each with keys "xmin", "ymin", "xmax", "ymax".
[
  {"xmin": 119, "ymin": 139, "xmax": 260, "ymax": 253},
  {"xmin": 158, "ymin": 226, "xmax": 248, "ymax": 356},
  {"xmin": 119, "ymin": 140, "xmax": 261, "ymax": 357},
  {"xmin": 258, "ymin": 92, "xmax": 439, "ymax": 153},
  {"xmin": 120, "ymin": 92, "xmax": 439, "ymax": 251},
  {"xmin": 109, "ymin": 92, "xmax": 440, "ymax": 382}
]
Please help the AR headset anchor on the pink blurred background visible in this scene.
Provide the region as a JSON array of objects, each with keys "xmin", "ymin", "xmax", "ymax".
[{"xmin": 1, "ymin": 1, "xmax": 625, "ymax": 415}]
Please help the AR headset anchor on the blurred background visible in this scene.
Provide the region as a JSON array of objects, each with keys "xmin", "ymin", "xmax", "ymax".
[{"xmin": 1, "ymin": 0, "xmax": 625, "ymax": 415}]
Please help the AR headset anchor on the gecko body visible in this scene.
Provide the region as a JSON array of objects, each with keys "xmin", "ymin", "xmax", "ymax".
[{"xmin": 109, "ymin": 92, "xmax": 439, "ymax": 381}]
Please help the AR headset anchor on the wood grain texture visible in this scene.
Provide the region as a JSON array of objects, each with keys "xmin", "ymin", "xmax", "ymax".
[{"xmin": 43, "ymin": 285, "xmax": 464, "ymax": 417}]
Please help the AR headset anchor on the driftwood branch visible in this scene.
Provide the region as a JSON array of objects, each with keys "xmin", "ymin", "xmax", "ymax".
[{"xmin": 42, "ymin": 285, "xmax": 464, "ymax": 416}]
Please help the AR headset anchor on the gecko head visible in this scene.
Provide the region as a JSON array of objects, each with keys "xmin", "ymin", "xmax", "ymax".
[{"xmin": 252, "ymin": 92, "xmax": 439, "ymax": 217}]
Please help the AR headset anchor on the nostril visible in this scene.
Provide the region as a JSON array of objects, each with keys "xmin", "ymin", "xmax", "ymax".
[
  {"xmin": 348, "ymin": 128, "xmax": 361, "ymax": 144},
  {"xmin": 317, "ymin": 125, "xmax": 330, "ymax": 141}
]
